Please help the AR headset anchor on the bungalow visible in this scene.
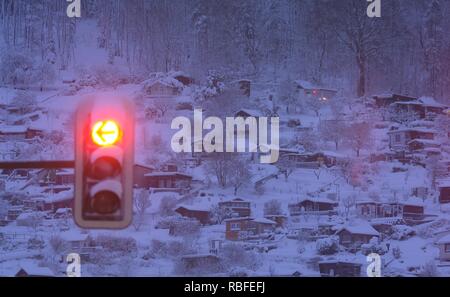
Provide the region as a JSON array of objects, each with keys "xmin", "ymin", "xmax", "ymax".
[
  {"xmin": 335, "ymin": 224, "xmax": 380, "ymax": 248},
  {"xmin": 372, "ymin": 93, "xmax": 417, "ymax": 108},
  {"xmin": 356, "ymin": 199, "xmax": 424, "ymax": 221},
  {"xmin": 60, "ymin": 232, "xmax": 90, "ymax": 251},
  {"xmin": 281, "ymin": 151, "xmax": 346, "ymax": 168},
  {"xmin": 288, "ymin": 198, "xmax": 338, "ymax": 216},
  {"xmin": 407, "ymin": 139, "xmax": 440, "ymax": 153},
  {"xmin": 437, "ymin": 234, "xmax": 450, "ymax": 262},
  {"xmin": 0, "ymin": 126, "xmax": 43, "ymax": 141},
  {"xmin": 55, "ymin": 169, "xmax": 74, "ymax": 185},
  {"xmin": 218, "ymin": 198, "xmax": 251, "ymax": 218},
  {"xmin": 224, "ymin": 217, "xmax": 276, "ymax": 241},
  {"xmin": 6, "ymin": 206, "xmax": 23, "ymax": 221},
  {"xmin": 264, "ymin": 214, "xmax": 287, "ymax": 228},
  {"xmin": 437, "ymin": 179, "xmax": 450, "ymax": 204},
  {"xmin": 15, "ymin": 266, "xmax": 54, "ymax": 277},
  {"xmin": 133, "ymin": 163, "xmax": 155, "ymax": 188},
  {"xmin": 389, "ymin": 97, "xmax": 447, "ymax": 119},
  {"xmin": 318, "ymin": 260, "xmax": 362, "ymax": 277},
  {"xmin": 294, "ymin": 80, "xmax": 338, "ymax": 102},
  {"xmin": 142, "ymin": 76, "xmax": 182, "ymax": 98},
  {"xmin": 387, "ymin": 128, "xmax": 435, "ymax": 152},
  {"xmin": 143, "ymin": 171, "xmax": 192, "ymax": 192},
  {"xmin": 41, "ymin": 191, "xmax": 73, "ymax": 212},
  {"xmin": 234, "ymin": 108, "xmax": 264, "ymax": 118},
  {"xmin": 175, "ymin": 205, "xmax": 211, "ymax": 225}
]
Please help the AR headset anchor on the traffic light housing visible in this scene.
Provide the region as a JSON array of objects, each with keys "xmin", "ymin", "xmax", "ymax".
[{"xmin": 74, "ymin": 95, "xmax": 135, "ymax": 229}]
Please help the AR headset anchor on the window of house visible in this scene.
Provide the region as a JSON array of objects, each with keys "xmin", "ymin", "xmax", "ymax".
[
  {"xmin": 230, "ymin": 223, "xmax": 240, "ymax": 231},
  {"xmin": 445, "ymin": 244, "xmax": 450, "ymax": 253},
  {"xmin": 394, "ymin": 134, "xmax": 401, "ymax": 143}
]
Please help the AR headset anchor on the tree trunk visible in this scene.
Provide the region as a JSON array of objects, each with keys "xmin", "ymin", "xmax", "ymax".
[{"xmin": 356, "ymin": 54, "xmax": 366, "ymax": 97}]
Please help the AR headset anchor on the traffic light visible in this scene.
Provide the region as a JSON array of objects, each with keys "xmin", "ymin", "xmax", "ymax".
[{"xmin": 74, "ymin": 95, "xmax": 135, "ymax": 229}]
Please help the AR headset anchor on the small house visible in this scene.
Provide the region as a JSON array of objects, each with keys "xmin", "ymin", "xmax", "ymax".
[
  {"xmin": 389, "ymin": 97, "xmax": 447, "ymax": 119},
  {"xmin": 437, "ymin": 234, "xmax": 450, "ymax": 262},
  {"xmin": 294, "ymin": 80, "xmax": 338, "ymax": 101},
  {"xmin": 387, "ymin": 128, "xmax": 435, "ymax": 152},
  {"xmin": 437, "ymin": 179, "xmax": 450, "ymax": 204},
  {"xmin": 264, "ymin": 215, "xmax": 287, "ymax": 228},
  {"xmin": 142, "ymin": 76, "xmax": 182, "ymax": 98},
  {"xmin": 144, "ymin": 171, "xmax": 192, "ymax": 192},
  {"xmin": 15, "ymin": 266, "xmax": 54, "ymax": 277},
  {"xmin": 319, "ymin": 261, "xmax": 362, "ymax": 277},
  {"xmin": 356, "ymin": 199, "xmax": 424, "ymax": 221},
  {"xmin": 60, "ymin": 232, "xmax": 90, "ymax": 251},
  {"xmin": 218, "ymin": 198, "xmax": 251, "ymax": 218},
  {"xmin": 234, "ymin": 108, "xmax": 264, "ymax": 119},
  {"xmin": 224, "ymin": 217, "xmax": 276, "ymax": 241},
  {"xmin": 175, "ymin": 205, "xmax": 211, "ymax": 225},
  {"xmin": 133, "ymin": 163, "xmax": 155, "ymax": 188},
  {"xmin": 42, "ymin": 191, "xmax": 73, "ymax": 212},
  {"xmin": 335, "ymin": 224, "xmax": 380, "ymax": 248},
  {"xmin": 372, "ymin": 93, "xmax": 417, "ymax": 108},
  {"xmin": 288, "ymin": 198, "xmax": 338, "ymax": 216},
  {"xmin": 55, "ymin": 169, "xmax": 74, "ymax": 185}
]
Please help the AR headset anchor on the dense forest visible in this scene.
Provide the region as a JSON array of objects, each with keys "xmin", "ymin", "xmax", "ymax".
[{"xmin": 0, "ymin": 0, "xmax": 450, "ymax": 100}]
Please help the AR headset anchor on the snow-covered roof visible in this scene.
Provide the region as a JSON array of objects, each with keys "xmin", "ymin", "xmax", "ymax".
[
  {"xmin": 235, "ymin": 108, "xmax": 264, "ymax": 117},
  {"xmin": 407, "ymin": 139, "xmax": 439, "ymax": 146},
  {"xmin": 387, "ymin": 128, "xmax": 436, "ymax": 134},
  {"xmin": 176, "ymin": 204, "xmax": 211, "ymax": 212},
  {"xmin": 224, "ymin": 216, "xmax": 254, "ymax": 222},
  {"xmin": 437, "ymin": 178, "xmax": 450, "ymax": 188},
  {"xmin": 294, "ymin": 80, "xmax": 337, "ymax": 92},
  {"xmin": 252, "ymin": 218, "xmax": 277, "ymax": 225},
  {"xmin": 142, "ymin": 73, "xmax": 184, "ymax": 89},
  {"xmin": 144, "ymin": 171, "xmax": 192, "ymax": 178},
  {"xmin": 56, "ymin": 168, "xmax": 74, "ymax": 175},
  {"xmin": 437, "ymin": 234, "xmax": 450, "ymax": 244},
  {"xmin": 45, "ymin": 190, "xmax": 73, "ymax": 203},
  {"xmin": 336, "ymin": 224, "xmax": 380, "ymax": 236},
  {"xmin": 60, "ymin": 231, "xmax": 89, "ymax": 242},
  {"xmin": 0, "ymin": 125, "xmax": 28, "ymax": 134},
  {"xmin": 297, "ymin": 197, "xmax": 338, "ymax": 205},
  {"xmin": 17, "ymin": 266, "xmax": 54, "ymax": 277},
  {"xmin": 391, "ymin": 97, "xmax": 447, "ymax": 108},
  {"xmin": 372, "ymin": 93, "xmax": 417, "ymax": 100}
]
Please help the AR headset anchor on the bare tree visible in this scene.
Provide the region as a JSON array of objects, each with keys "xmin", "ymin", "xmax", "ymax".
[
  {"xmin": 228, "ymin": 157, "xmax": 252, "ymax": 195},
  {"xmin": 319, "ymin": 119, "xmax": 346, "ymax": 150},
  {"xmin": 153, "ymin": 98, "xmax": 172, "ymax": 118},
  {"xmin": 344, "ymin": 122, "xmax": 372, "ymax": 157},
  {"xmin": 133, "ymin": 189, "xmax": 152, "ymax": 231},
  {"xmin": 276, "ymin": 157, "xmax": 296, "ymax": 181},
  {"xmin": 264, "ymin": 199, "xmax": 282, "ymax": 216}
]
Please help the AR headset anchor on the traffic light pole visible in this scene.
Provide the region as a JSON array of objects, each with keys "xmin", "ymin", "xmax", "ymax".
[{"xmin": 0, "ymin": 160, "xmax": 75, "ymax": 169}]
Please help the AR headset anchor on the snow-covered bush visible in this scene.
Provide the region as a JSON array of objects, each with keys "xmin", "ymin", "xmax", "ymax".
[
  {"xmin": 48, "ymin": 235, "xmax": 67, "ymax": 254},
  {"xmin": 419, "ymin": 261, "xmax": 439, "ymax": 277},
  {"xmin": 220, "ymin": 243, "xmax": 262, "ymax": 271},
  {"xmin": 391, "ymin": 225, "xmax": 416, "ymax": 240},
  {"xmin": 27, "ymin": 236, "xmax": 45, "ymax": 250},
  {"xmin": 94, "ymin": 235, "xmax": 138, "ymax": 256},
  {"xmin": 147, "ymin": 239, "xmax": 195, "ymax": 259},
  {"xmin": 392, "ymin": 246, "xmax": 402, "ymax": 259},
  {"xmin": 361, "ymin": 237, "xmax": 387, "ymax": 256},
  {"xmin": 316, "ymin": 237, "xmax": 339, "ymax": 255},
  {"xmin": 92, "ymin": 64, "xmax": 130, "ymax": 87},
  {"xmin": 159, "ymin": 196, "xmax": 178, "ymax": 217},
  {"xmin": 0, "ymin": 52, "xmax": 35, "ymax": 86},
  {"xmin": 264, "ymin": 199, "xmax": 283, "ymax": 216},
  {"xmin": 168, "ymin": 218, "xmax": 200, "ymax": 237}
]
